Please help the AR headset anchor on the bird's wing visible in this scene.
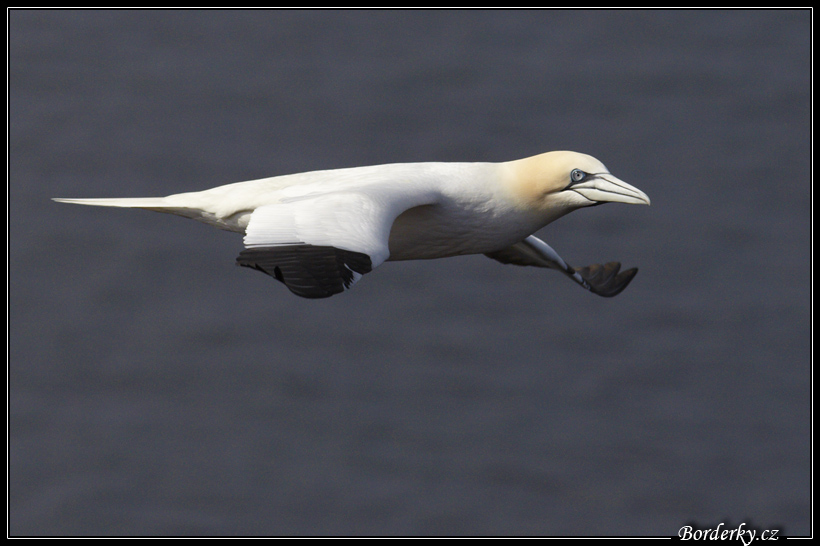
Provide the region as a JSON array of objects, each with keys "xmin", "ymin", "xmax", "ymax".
[
  {"xmin": 237, "ymin": 189, "xmax": 438, "ymax": 298},
  {"xmin": 484, "ymin": 235, "xmax": 638, "ymax": 297}
]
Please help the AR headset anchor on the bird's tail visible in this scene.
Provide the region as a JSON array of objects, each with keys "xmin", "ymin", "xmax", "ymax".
[
  {"xmin": 52, "ymin": 197, "xmax": 175, "ymax": 210},
  {"xmin": 52, "ymin": 196, "xmax": 236, "ymax": 230}
]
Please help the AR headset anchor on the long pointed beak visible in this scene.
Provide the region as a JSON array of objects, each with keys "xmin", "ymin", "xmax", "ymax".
[{"xmin": 571, "ymin": 173, "xmax": 651, "ymax": 206}]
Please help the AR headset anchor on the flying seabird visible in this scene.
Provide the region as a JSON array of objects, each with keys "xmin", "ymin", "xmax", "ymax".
[{"xmin": 53, "ymin": 151, "xmax": 650, "ymax": 299}]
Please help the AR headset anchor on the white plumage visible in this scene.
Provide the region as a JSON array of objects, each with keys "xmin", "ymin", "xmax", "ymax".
[{"xmin": 53, "ymin": 151, "xmax": 650, "ymax": 298}]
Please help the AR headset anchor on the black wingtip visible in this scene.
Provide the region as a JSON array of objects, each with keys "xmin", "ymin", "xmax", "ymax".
[
  {"xmin": 236, "ymin": 244, "xmax": 372, "ymax": 299},
  {"xmin": 576, "ymin": 262, "xmax": 639, "ymax": 298}
]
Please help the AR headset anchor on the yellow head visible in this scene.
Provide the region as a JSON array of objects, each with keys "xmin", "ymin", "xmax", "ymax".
[{"xmin": 502, "ymin": 151, "xmax": 650, "ymax": 213}]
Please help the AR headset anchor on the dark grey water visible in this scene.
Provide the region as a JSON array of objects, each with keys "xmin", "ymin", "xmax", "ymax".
[{"xmin": 9, "ymin": 9, "xmax": 811, "ymax": 536}]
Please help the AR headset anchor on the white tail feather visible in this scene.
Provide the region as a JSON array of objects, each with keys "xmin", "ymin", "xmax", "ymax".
[
  {"xmin": 52, "ymin": 196, "xmax": 247, "ymax": 232},
  {"xmin": 52, "ymin": 197, "xmax": 173, "ymax": 208}
]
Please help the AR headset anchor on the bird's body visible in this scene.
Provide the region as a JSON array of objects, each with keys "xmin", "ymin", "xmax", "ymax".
[{"xmin": 54, "ymin": 151, "xmax": 649, "ymax": 299}]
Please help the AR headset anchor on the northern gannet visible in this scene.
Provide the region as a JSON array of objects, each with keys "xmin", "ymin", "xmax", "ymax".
[{"xmin": 53, "ymin": 151, "xmax": 650, "ymax": 299}]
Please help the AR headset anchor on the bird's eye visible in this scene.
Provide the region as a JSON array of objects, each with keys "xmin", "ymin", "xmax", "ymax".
[{"xmin": 570, "ymin": 169, "xmax": 586, "ymax": 183}]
